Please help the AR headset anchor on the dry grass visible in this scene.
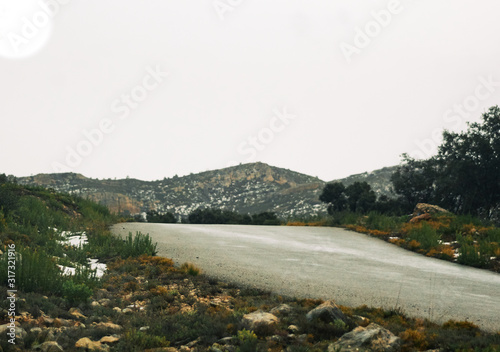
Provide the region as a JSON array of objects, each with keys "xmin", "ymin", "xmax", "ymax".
[{"xmin": 180, "ymin": 262, "xmax": 202, "ymax": 276}]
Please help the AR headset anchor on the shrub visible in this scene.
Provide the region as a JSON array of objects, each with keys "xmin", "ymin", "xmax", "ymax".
[
  {"xmin": 180, "ymin": 262, "xmax": 201, "ymax": 276},
  {"xmin": 120, "ymin": 329, "xmax": 170, "ymax": 350},
  {"xmin": 237, "ymin": 329, "xmax": 258, "ymax": 352},
  {"xmin": 62, "ymin": 280, "xmax": 93, "ymax": 306},
  {"xmin": 121, "ymin": 232, "xmax": 158, "ymax": 258},
  {"xmin": 365, "ymin": 212, "xmax": 402, "ymax": 233},
  {"xmin": 456, "ymin": 235, "xmax": 492, "ymax": 268},
  {"xmin": 0, "ymin": 246, "xmax": 64, "ymax": 295},
  {"xmin": 406, "ymin": 222, "xmax": 440, "ymax": 250}
]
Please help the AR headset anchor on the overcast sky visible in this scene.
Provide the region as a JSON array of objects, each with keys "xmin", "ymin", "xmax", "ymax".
[{"xmin": 1, "ymin": 0, "xmax": 499, "ymax": 181}]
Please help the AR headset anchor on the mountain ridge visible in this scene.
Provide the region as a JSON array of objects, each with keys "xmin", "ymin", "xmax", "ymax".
[{"xmin": 17, "ymin": 162, "xmax": 396, "ymax": 219}]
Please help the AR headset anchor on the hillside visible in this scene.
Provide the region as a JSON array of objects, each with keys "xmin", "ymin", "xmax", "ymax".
[
  {"xmin": 331, "ymin": 166, "xmax": 397, "ymax": 197},
  {"xmin": 17, "ymin": 163, "xmax": 396, "ymax": 219}
]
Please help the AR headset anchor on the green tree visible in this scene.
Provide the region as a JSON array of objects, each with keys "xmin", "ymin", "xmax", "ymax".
[
  {"xmin": 146, "ymin": 210, "xmax": 177, "ymax": 223},
  {"xmin": 392, "ymin": 106, "xmax": 500, "ymax": 218},
  {"xmin": 390, "ymin": 154, "xmax": 437, "ymax": 211},
  {"xmin": 345, "ymin": 181, "xmax": 377, "ymax": 213},
  {"xmin": 319, "ymin": 182, "xmax": 347, "ymax": 214},
  {"xmin": 434, "ymin": 106, "xmax": 500, "ymax": 214}
]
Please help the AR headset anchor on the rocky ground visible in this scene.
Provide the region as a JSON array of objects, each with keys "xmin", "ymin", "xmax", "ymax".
[{"xmin": 2, "ymin": 255, "xmax": 499, "ymax": 352}]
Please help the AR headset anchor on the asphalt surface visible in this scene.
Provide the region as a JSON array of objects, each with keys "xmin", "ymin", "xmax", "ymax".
[{"xmin": 112, "ymin": 223, "xmax": 500, "ymax": 332}]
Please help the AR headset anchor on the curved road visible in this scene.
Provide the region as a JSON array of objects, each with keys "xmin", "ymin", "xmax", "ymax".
[{"xmin": 112, "ymin": 223, "xmax": 500, "ymax": 332}]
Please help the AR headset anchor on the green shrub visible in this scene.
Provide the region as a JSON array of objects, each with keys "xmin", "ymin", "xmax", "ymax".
[
  {"xmin": 62, "ymin": 280, "xmax": 93, "ymax": 306},
  {"xmin": 0, "ymin": 246, "xmax": 64, "ymax": 295},
  {"xmin": 237, "ymin": 329, "xmax": 258, "ymax": 352},
  {"xmin": 121, "ymin": 232, "xmax": 158, "ymax": 258},
  {"xmin": 120, "ymin": 329, "xmax": 170, "ymax": 350},
  {"xmin": 365, "ymin": 212, "xmax": 402, "ymax": 232},
  {"xmin": 407, "ymin": 222, "xmax": 440, "ymax": 250},
  {"xmin": 86, "ymin": 231, "xmax": 124, "ymax": 260},
  {"xmin": 457, "ymin": 235, "xmax": 492, "ymax": 268}
]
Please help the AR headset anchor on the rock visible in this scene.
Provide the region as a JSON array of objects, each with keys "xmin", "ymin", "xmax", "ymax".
[
  {"xmin": 218, "ymin": 337, "xmax": 236, "ymax": 345},
  {"xmin": 210, "ymin": 343, "xmax": 224, "ymax": 352},
  {"xmin": 33, "ymin": 341, "xmax": 64, "ymax": 352},
  {"xmin": 91, "ymin": 301, "xmax": 101, "ymax": 307},
  {"xmin": 186, "ymin": 337, "xmax": 201, "ymax": 348},
  {"xmin": 93, "ymin": 322, "xmax": 123, "ymax": 332},
  {"xmin": 98, "ymin": 298, "xmax": 111, "ymax": 307},
  {"xmin": 112, "ymin": 307, "xmax": 122, "ymax": 313},
  {"xmin": 353, "ymin": 315, "xmax": 371, "ymax": 327},
  {"xmin": 75, "ymin": 337, "xmax": 109, "ymax": 351},
  {"xmin": 38, "ymin": 316, "xmax": 54, "ymax": 326},
  {"xmin": 306, "ymin": 300, "xmax": 348, "ymax": 324},
  {"xmin": 122, "ymin": 308, "xmax": 133, "ymax": 314},
  {"xmin": 409, "ymin": 213, "xmax": 432, "ymax": 223},
  {"xmin": 287, "ymin": 325, "xmax": 299, "ymax": 333},
  {"xmin": 53, "ymin": 318, "xmax": 72, "ymax": 327},
  {"xmin": 266, "ymin": 335, "xmax": 283, "ymax": 343},
  {"xmin": 242, "ymin": 311, "xmax": 279, "ymax": 330},
  {"xmin": 328, "ymin": 323, "xmax": 401, "ymax": 352},
  {"xmin": 270, "ymin": 304, "xmax": 293, "ymax": 315},
  {"xmin": 69, "ymin": 308, "xmax": 87, "ymax": 320},
  {"xmin": 100, "ymin": 336, "xmax": 120, "ymax": 345},
  {"xmin": 139, "ymin": 326, "xmax": 150, "ymax": 331},
  {"xmin": 0, "ymin": 323, "xmax": 27, "ymax": 341},
  {"xmin": 413, "ymin": 203, "xmax": 449, "ymax": 217}
]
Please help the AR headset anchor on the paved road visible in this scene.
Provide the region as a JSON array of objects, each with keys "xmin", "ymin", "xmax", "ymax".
[{"xmin": 112, "ymin": 223, "xmax": 500, "ymax": 332}]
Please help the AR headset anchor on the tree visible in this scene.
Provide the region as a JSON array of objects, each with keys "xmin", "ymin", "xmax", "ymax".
[
  {"xmin": 344, "ymin": 181, "xmax": 377, "ymax": 213},
  {"xmin": 319, "ymin": 181, "xmax": 377, "ymax": 214},
  {"xmin": 392, "ymin": 106, "xmax": 500, "ymax": 217},
  {"xmin": 146, "ymin": 210, "xmax": 177, "ymax": 223},
  {"xmin": 434, "ymin": 106, "xmax": 500, "ymax": 214},
  {"xmin": 319, "ymin": 182, "xmax": 347, "ymax": 214},
  {"xmin": 390, "ymin": 154, "xmax": 437, "ymax": 211}
]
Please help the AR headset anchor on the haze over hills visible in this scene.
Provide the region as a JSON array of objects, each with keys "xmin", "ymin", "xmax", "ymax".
[{"xmin": 17, "ymin": 163, "xmax": 397, "ymax": 219}]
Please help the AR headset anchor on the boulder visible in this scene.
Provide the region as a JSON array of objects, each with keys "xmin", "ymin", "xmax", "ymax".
[
  {"xmin": 328, "ymin": 323, "xmax": 401, "ymax": 352},
  {"xmin": 93, "ymin": 322, "xmax": 123, "ymax": 332},
  {"xmin": 0, "ymin": 323, "xmax": 27, "ymax": 341},
  {"xmin": 100, "ymin": 335, "xmax": 120, "ymax": 345},
  {"xmin": 306, "ymin": 300, "xmax": 348, "ymax": 324},
  {"xmin": 270, "ymin": 304, "xmax": 293, "ymax": 315},
  {"xmin": 412, "ymin": 203, "xmax": 449, "ymax": 217},
  {"xmin": 75, "ymin": 337, "xmax": 109, "ymax": 351},
  {"xmin": 69, "ymin": 308, "xmax": 86, "ymax": 320},
  {"xmin": 33, "ymin": 341, "xmax": 64, "ymax": 352},
  {"xmin": 242, "ymin": 311, "xmax": 279, "ymax": 330},
  {"xmin": 409, "ymin": 213, "xmax": 432, "ymax": 223}
]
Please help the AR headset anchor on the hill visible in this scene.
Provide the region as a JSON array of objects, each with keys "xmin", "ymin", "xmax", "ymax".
[{"xmin": 17, "ymin": 163, "xmax": 396, "ymax": 219}]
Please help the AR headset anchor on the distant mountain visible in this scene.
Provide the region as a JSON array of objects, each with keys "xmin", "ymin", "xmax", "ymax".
[
  {"xmin": 331, "ymin": 166, "xmax": 398, "ymax": 198},
  {"xmin": 17, "ymin": 163, "xmax": 397, "ymax": 219}
]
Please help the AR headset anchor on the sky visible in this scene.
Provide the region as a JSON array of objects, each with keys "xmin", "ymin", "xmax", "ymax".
[{"xmin": 1, "ymin": 0, "xmax": 499, "ymax": 182}]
